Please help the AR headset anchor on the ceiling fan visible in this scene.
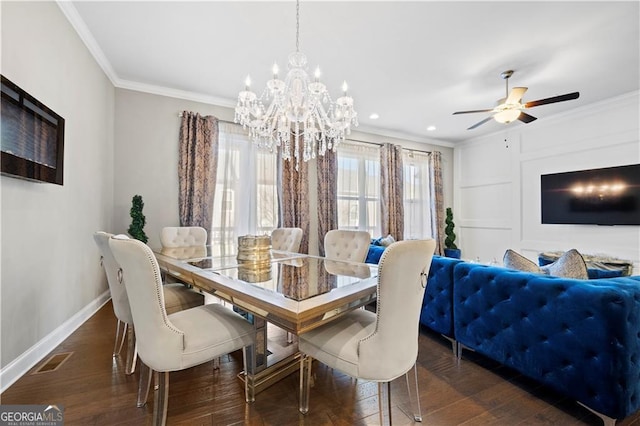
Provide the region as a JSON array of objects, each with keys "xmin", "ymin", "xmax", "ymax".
[{"xmin": 453, "ymin": 70, "xmax": 580, "ymax": 130}]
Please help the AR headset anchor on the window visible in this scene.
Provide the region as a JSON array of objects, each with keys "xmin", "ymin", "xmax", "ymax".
[
  {"xmin": 336, "ymin": 142, "xmax": 381, "ymax": 237},
  {"xmin": 211, "ymin": 123, "xmax": 279, "ymax": 256},
  {"xmin": 402, "ymin": 150, "xmax": 432, "ymax": 239}
]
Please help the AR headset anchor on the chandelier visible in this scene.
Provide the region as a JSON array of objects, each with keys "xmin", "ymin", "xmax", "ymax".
[{"xmin": 234, "ymin": 0, "xmax": 358, "ymax": 170}]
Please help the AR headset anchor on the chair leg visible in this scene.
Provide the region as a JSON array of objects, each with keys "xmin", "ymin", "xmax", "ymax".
[
  {"xmin": 152, "ymin": 371, "xmax": 169, "ymax": 426},
  {"xmin": 405, "ymin": 362, "xmax": 423, "ymax": 422},
  {"xmin": 137, "ymin": 361, "xmax": 153, "ymax": 408},
  {"xmin": 298, "ymin": 354, "xmax": 312, "ymax": 414},
  {"xmin": 242, "ymin": 345, "xmax": 256, "ymax": 403},
  {"xmin": 125, "ymin": 324, "xmax": 137, "ymax": 375},
  {"xmin": 287, "ymin": 331, "xmax": 294, "ymax": 344},
  {"xmin": 113, "ymin": 319, "xmax": 126, "ymax": 356},
  {"xmin": 378, "ymin": 381, "xmax": 392, "ymax": 425}
]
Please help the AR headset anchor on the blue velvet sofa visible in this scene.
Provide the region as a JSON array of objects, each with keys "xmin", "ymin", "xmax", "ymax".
[
  {"xmin": 367, "ymin": 248, "xmax": 461, "ymax": 342},
  {"xmin": 420, "ymin": 255, "xmax": 462, "ymax": 340},
  {"xmin": 367, "ymin": 243, "xmax": 640, "ymax": 423},
  {"xmin": 453, "ymin": 262, "xmax": 640, "ymax": 424},
  {"xmin": 367, "ymin": 247, "xmax": 460, "ymax": 341}
]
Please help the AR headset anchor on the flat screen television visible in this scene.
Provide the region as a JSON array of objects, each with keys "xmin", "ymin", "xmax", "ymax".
[
  {"xmin": 1, "ymin": 75, "xmax": 65, "ymax": 185},
  {"xmin": 541, "ymin": 164, "xmax": 640, "ymax": 226}
]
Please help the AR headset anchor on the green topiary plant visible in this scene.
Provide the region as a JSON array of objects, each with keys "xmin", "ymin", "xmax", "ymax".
[
  {"xmin": 128, "ymin": 194, "xmax": 148, "ymax": 243},
  {"xmin": 445, "ymin": 207, "xmax": 457, "ymax": 250}
]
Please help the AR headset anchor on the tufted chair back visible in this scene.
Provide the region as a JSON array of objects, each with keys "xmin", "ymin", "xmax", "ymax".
[
  {"xmin": 109, "ymin": 235, "xmax": 186, "ymax": 372},
  {"xmin": 160, "ymin": 226, "xmax": 207, "ymax": 248},
  {"xmin": 323, "ymin": 230, "xmax": 371, "ymax": 262},
  {"xmin": 358, "ymin": 239, "xmax": 436, "ymax": 379},
  {"xmin": 271, "ymin": 227, "xmax": 303, "ymax": 253}
]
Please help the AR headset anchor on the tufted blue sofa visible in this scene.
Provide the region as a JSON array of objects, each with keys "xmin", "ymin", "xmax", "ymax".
[
  {"xmin": 453, "ymin": 262, "xmax": 640, "ymax": 424},
  {"xmin": 420, "ymin": 255, "xmax": 462, "ymax": 340},
  {"xmin": 367, "ymin": 249, "xmax": 461, "ymax": 341}
]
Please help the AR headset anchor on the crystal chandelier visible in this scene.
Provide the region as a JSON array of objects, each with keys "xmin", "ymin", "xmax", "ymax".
[{"xmin": 234, "ymin": 0, "xmax": 358, "ymax": 170}]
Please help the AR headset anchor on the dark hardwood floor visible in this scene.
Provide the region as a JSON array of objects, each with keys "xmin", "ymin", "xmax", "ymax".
[{"xmin": 2, "ymin": 300, "xmax": 639, "ymax": 425}]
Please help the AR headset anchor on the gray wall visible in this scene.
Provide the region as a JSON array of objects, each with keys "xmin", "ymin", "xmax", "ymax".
[{"xmin": 1, "ymin": 2, "xmax": 114, "ymax": 370}]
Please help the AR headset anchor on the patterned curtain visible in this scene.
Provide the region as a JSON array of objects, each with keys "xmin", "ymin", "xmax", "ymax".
[
  {"xmin": 278, "ymin": 135, "xmax": 310, "ymax": 254},
  {"xmin": 429, "ymin": 151, "xmax": 445, "ymax": 255},
  {"xmin": 178, "ymin": 111, "xmax": 218, "ymax": 239},
  {"xmin": 316, "ymin": 150, "xmax": 338, "ymax": 256},
  {"xmin": 380, "ymin": 143, "xmax": 404, "ymax": 241}
]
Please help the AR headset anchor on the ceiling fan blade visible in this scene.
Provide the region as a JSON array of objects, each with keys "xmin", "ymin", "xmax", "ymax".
[
  {"xmin": 453, "ymin": 109, "xmax": 493, "ymax": 115},
  {"xmin": 467, "ymin": 116, "xmax": 493, "ymax": 130},
  {"xmin": 524, "ymin": 92, "xmax": 580, "ymax": 108},
  {"xmin": 518, "ymin": 112, "xmax": 537, "ymax": 123},
  {"xmin": 506, "ymin": 87, "xmax": 527, "ymax": 104}
]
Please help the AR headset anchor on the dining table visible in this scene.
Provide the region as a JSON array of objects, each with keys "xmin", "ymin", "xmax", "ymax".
[{"xmin": 152, "ymin": 245, "xmax": 379, "ymax": 395}]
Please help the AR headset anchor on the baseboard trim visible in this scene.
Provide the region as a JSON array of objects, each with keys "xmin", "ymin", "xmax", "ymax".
[{"xmin": 0, "ymin": 291, "xmax": 111, "ymax": 393}]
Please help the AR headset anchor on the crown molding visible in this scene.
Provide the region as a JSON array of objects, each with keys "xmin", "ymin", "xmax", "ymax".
[
  {"xmin": 116, "ymin": 79, "xmax": 236, "ymax": 108},
  {"xmin": 56, "ymin": 1, "xmax": 120, "ymax": 87}
]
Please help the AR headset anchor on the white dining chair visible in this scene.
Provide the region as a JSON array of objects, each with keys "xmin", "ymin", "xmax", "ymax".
[
  {"xmin": 298, "ymin": 239, "xmax": 436, "ymax": 424},
  {"xmin": 160, "ymin": 226, "xmax": 208, "ymax": 247},
  {"xmin": 324, "ymin": 229, "xmax": 371, "ymax": 262},
  {"xmin": 109, "ymin": 235, "xmax": 256, "ymax": 426},
  {"xmin": 271, "ymin": 227, "xmax": 303, "ymax": 253},
  {"xmin": 93, "ymin": 231, "xmax": 205, "ymax": 378}
]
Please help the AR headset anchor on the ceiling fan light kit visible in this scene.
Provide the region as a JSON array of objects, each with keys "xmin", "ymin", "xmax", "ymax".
[{"xmin": 453, "ymin": 69, "xmax": 580, "ymax": 130}]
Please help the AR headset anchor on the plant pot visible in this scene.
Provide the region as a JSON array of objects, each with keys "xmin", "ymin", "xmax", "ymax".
[{"xmin": 444, "ymin": 248, "xmax": 461, "ymax": 259}]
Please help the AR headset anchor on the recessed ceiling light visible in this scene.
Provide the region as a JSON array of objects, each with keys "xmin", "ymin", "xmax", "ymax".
[
  {"xmin": 427, "ymin": 125, "xmax": 436, "ymax": 131},
  {"xmin": 369, "ymin": 113, "xmax": 379, "ymax": 120}
]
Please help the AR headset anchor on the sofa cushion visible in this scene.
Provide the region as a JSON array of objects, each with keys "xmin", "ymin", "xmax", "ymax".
[
  {"xmin": 504, "ymin": 248, "xmax": 589, "ymax": 279},
  {"xmin": 539, "ymin": 255, "xmax": 626, "ymax": 279},
  {"xmin": 365, "ymin": 245, "xmax": 386, "ymax": 264},
  {"xmin": 503, "ymin": 249, "xmax": 542, "ymax": 273},
  {"xmin": 540, "ymin": 248, "xmax": 588, "ymax": 279}
]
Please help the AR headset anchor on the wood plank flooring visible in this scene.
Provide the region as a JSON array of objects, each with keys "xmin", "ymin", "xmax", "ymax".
[{"xmin": 2, "ymin": 300, "xmax": 640, "ymax": 425}]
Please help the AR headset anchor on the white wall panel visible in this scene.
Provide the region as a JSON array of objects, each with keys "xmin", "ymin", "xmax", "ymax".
[
  {"xmin": 455, "ymin": 91, "xmax": 640, "ymax": 272},
  {"xmin": 458, "ymin": 137, "xmax": 511, "ymax": 186},
  {"xmin": 459, "ymin": 183, "xmax": 511, "ymax": 227},
  {"xmin": 458, "ymin": 227, "xmax": 512, "ymax": 264}
]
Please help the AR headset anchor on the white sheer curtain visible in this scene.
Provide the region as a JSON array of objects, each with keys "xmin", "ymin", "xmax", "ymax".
[
  {"xmin": 212, "ymin": 122, "xmax": 278, "ymax": 256},
  {"xmin": 402, "ymin": 149, "xmax": 432, "ymax": 239},
  {"xmin": 336, "ymin": 142, "xmax": 381, "ymax": 237}
]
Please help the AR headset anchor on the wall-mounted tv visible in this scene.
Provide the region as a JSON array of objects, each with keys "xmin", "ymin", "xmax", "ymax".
[
  {"xmin": 541, "ymin": 164, "xmax": 640, "ymax": 226},
  {"xmin": 1, "ymin": 75, "xmax": 65, "ymax": 185}
]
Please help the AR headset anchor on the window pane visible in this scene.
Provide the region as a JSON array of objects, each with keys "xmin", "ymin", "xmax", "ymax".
[
  {"xmin": 212, "ymin": 123, "xmax": 279, "ymax": 256},
  {"xmin": 337, "ymin": 142, "xmax": 381, "ymax": 236},
  {"xmin": 403, "ymin": 150, "xmax": 432, "ymax": 240}
]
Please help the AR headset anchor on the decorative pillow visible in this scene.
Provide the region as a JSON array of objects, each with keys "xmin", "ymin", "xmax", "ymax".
[
  {"xmin": 379, "ymin": 234, "xmax": 395, "ymax": 247},
  {"xmin": 365, "ymin": 245, "xmax": 386, "ymax": 264},
  {"xmin": 503, "ymin": 249, "xmax": 542, "ymax": 273},
  {"xmin": 540, "ymin": 249, "xmax": 588, "ymax": 279}
]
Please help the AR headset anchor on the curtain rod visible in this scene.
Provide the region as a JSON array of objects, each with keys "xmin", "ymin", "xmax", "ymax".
[
  {"xmin": 177, "ymin": 112, "xmax": 234, "ymax": 125},
  {"xmin": 346, "ymin": 137, "xmax": 432, "ymax": 155},
  {"xmin": 177, "ymin": 113, "xmax": 432, "ymax": 154}
]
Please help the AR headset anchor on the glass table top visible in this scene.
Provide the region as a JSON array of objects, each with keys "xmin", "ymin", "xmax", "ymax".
[
  {"xmin": 208, "ymin": 257, "xmax": 377, "ymax": 301},
  {"xmin": 155, "ymin": 246, "xmax": 378, "ymax": 302}
]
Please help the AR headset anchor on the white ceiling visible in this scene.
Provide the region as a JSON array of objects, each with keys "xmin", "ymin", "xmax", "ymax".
[{"xmin": 65, "ymin": 1, "xmax": 639, "ymax": 145}]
